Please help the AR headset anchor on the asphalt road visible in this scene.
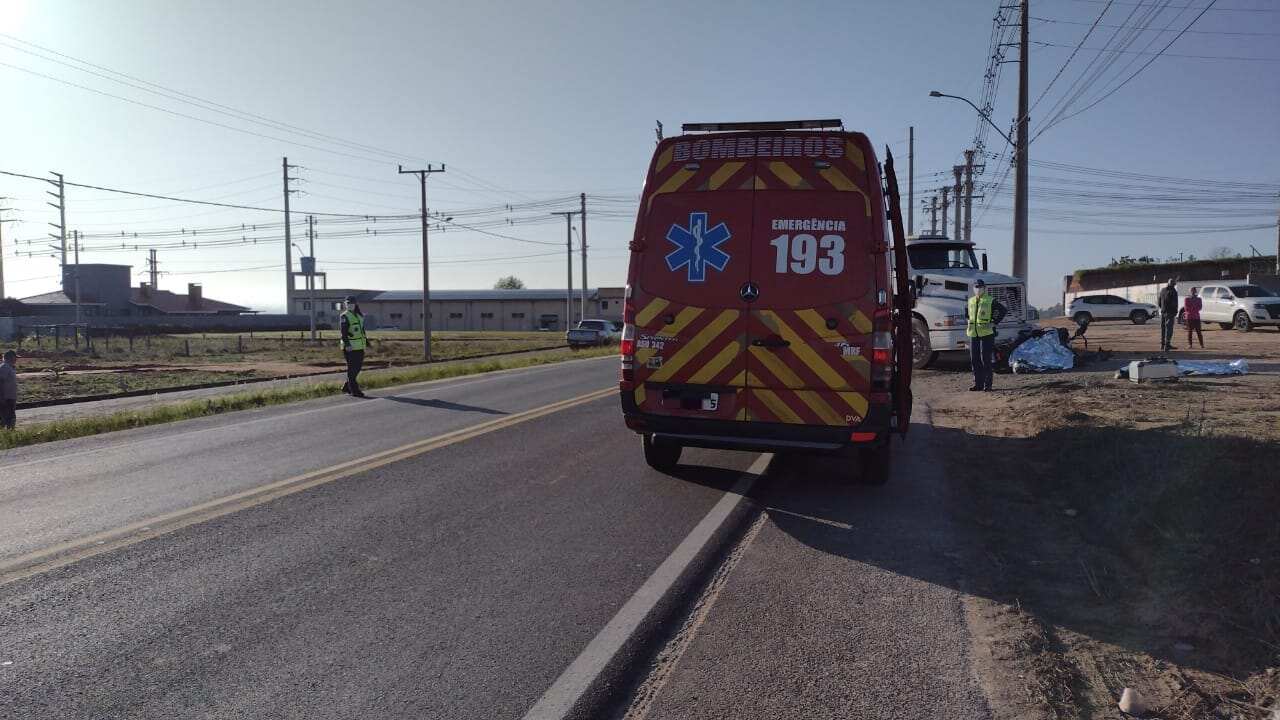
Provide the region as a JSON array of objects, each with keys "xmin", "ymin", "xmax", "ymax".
[{"xmin": 1, "ymin": 355, "xmax": 994, "ymax": 719}]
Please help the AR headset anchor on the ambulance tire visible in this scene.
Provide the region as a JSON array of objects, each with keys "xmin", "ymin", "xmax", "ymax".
[
  {"xmin": 911, "ymin": 318, "xmax": 936, "ymax": 370},
  {"xmin": 859, "ymin": 442, "xmax": 892, "ymax": 486},
  {"xmin": 643, "ymin": 434, "xmax": 682, "ymax": 472}
]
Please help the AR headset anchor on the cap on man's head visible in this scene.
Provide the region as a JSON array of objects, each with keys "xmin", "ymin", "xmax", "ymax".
[{"xmin": 974, "ymin": 279, "xmax": 986, "ymax": 288}]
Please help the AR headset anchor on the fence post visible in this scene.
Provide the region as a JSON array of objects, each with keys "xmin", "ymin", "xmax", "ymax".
[
  {"xmin": 129, "ymin": 334, "xmax": 134, "ymax": 352},
  {"xmin": 185, "ymin": 338, "xmax": 191, "ymax": 357},
  {"xmin": 146, "ymin": 332, "xmax": 151, "ymax": 350},
  {"xmin": 55, "ymin": 326, "xmax": 61, "ymax": 350},
  {"xmin": 238, "ymin": 335, "xmax": 243, "ymax": 353}
]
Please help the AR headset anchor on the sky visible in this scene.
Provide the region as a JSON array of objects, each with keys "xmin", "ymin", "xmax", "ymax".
[{"xmin": 0, "ymin": 0, "xmax": 1277, "ymax": 312}]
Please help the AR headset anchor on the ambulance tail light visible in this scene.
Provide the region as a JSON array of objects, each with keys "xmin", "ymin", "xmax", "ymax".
[
  {"xmin": 871, "ymin": 329, "xmax": 893, "ymax": 390},
  {"xmin": 620, "ymin": 323, "xmax": 637, "ymax": 384},
  {"xmin": 623, "ymin": 284, "xmax": 636, "ymax": 324}
]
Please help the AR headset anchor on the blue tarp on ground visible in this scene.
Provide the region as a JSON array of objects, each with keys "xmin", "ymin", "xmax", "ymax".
[
  {"xmin": 1009, "ymin": 333, "xmax": 1075, "ymax": 373},
  {"xmin": 1176, "ymin": 359, "xmax": 1249, "ymax": 376}
]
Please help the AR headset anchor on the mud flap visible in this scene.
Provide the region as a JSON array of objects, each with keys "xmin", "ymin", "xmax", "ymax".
[{"xmin": 882, "ymin": 148, "xmax": 913, "ymax": 434}]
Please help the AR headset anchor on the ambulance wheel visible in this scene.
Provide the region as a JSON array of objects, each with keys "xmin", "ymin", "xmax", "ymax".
[
  {"xmin": 643, "ymin": 434, "xmax": 682, "ymax": 472},
  {"xmin": 859, "ymin": 441, "xmax": 892, "ymax": 486},
  {"xmin": 911, "ymin": 318, "xmax": 936, "ymax": 370}
]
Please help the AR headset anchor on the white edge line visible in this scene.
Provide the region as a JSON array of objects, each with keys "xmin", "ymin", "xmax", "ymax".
[{"xmin": 520, "ymin": 452, "xmax": 772, "ymax": 720}]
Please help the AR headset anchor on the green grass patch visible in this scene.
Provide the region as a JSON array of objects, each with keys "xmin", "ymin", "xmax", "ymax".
[
  {"xmin": 1, "ymin": 345, "xmax": 617, "ymax": 451},
  {"xmin": 21, "ymin": 369, "xmax": 260, "ymax": 404}
]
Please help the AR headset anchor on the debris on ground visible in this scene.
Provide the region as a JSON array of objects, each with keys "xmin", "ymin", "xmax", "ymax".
[
  {"xmin": 1119, "ymin": 687, "xmax": 1146, "ymax": 716},
  {"xmin": 1009, "ymin": 330, "xmax": 1075, "ymax": 374},
  {"xmin": 1114, "ymin": 357, "xmax": 1249, "ymax": 380}
]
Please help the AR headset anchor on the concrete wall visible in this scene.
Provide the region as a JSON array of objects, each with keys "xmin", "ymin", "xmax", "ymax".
[
  {"xmin": 0, "ymin": 314, "xmax": 309, "ymax": 340},
  {"xmin": 357, "ymin": 298, "xmax": 615, "ymax": 332}
]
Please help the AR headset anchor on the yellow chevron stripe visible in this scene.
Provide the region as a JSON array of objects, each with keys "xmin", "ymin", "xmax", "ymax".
[
  {"xmin": 795, "ymin": 308, "xmax": 841, "ymax": 339},
  {"xmin": 755, "ymin": 388, "xmax": 803, "ymax": 424},
  {"xmin": 748, "ymin": 345, "xmax": 805, "ymax": 389},
  {"xmin": 836, "ymin": 391, "xmax": 868, "ymax": 417},
  {"xmin": 793, "ymin": 390, "xmax": 845, "ymax": 426},
  {"xmin": 707, "ymin": 161, "xmax": 745, "ymax": 190},
  {"xmin": 655, "ymin": 145, "xmax": 674, "ymax": 173},
  {"xmin": 635, "ymin": 297, "xmax": 670, "ymax": 327},
  {"xmin": 754, "ymin": 175, "xmax": 767, "ymax": 190},
  {"xmin": 652, "ymin": 167, "xmax": 697, "ymax": 197},
  {"xmin": 634, "ymin": 385, "xmax": 646, "ymax": 407},
  {"xmin": 666, "ymin": 306, "xmax": 706, "ymax": 336},
  {"xmin": 758, "ymin": 311, "xmax": 859, "ymax": 401},
  {"xmin": 728, "ymin": 370, "xmax": 746, "ymax": 387},
  {"xmin": 648, "ymin": 310, "xmax": 740, "ymax": 383},
  {"xmin": 849, "ymin": 309, "xmax": 873, "ymax": 334},
  {"xmin": 687, "ymin": 337, "xmax": 743, "ymax": 384},
  {"xmin": 635, "ymin": 347, "xmax": 657, "ymax": 365},
  {"xmin": 845, "ymin": 140, "xmax": 866, "ymax": 171},
  {"xmin": 736, "ymin": 407, "xmax": 748, "ymax": 421},
  {"xmin": 844, "ymin": 355, "xmax": 871, "ymax": 381},
  {"xmin": 768, "ymin": 161, "xmax": 809, "ymax": 190},
  {"xmin": 817, "ymin": 166, "xmax": 872, "ymax": 217}
]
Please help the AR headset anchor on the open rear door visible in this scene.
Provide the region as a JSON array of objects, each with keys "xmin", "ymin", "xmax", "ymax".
[{"xmin": 882, "ymin": 149, "xmax": 913, "ymax": 433}]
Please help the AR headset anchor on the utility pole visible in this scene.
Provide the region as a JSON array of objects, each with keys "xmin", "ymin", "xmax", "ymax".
[
  {"xmin": 47, "ymin": 171, "xmax": 66, "ymax": 269},
  {"xmin": 1012, "ymin": 0, "xmax": 1030, "ymax": 282},
  {"xmin": 1274, "ymin": 195, "xmax": 1279, "ymax": 276},
  {"xmin": 398, "ymin": 164, "xmax": 446, "ymax": 361},
  {"xmin": 953, "ymin": 165, "xmax": 963, "ymax": 242},
  {"xmin": 927, "ymin": 196, "xmax": 938, "ymax": 235},
  {"xmin": 307, "ymin": 215, "xmax": 317, "ymax": 341},
  {"xmin": 963, "ymin": 149, "xmax": 980, "ymax": 245},
  {"xmin": 148, "ymin": 248, "xmax": 159, "ymax": 290},
  {"xmin": 940, "ymin": 187, "xmax": 951, "ymax": 237},
  {"xmin": 907, "ymin": 126, "xmax": 915, "ymax": 236},
  {"xmin": 282, "ymin": 157, "xmax": 300, "ymax": 313},
  {"xmin": 579, "ymin": 193, "xmax": 588, "ymax": 321},
  {"xmin": 551, "ymin": 210, "xmax": 578, "ymax": 329},
  {"xmin": 72, "ymin": 229, "xmax": 81, "ymax": 325},
  {"xmin": 0, "ymin": 199, "xmax": 12, "ymax": 300}
]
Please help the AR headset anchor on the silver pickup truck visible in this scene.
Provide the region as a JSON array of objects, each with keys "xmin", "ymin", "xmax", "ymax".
[{"xmin": 566, "ymin": 319, "xmax": 620, "ymax": 348}]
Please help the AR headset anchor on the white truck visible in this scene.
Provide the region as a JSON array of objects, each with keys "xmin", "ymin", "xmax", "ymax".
[
  {"xmin": 566, "ymin": 319, "xmax": 620, "ymax": 348},
  {"xmin": 900, "ymin": 234, "xmax": 1035, "ymax": 368}
]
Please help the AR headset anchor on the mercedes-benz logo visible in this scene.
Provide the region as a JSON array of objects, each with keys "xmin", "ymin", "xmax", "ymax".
[{"xmin": 740, "ymin": 282, "xmax": 760, "ymax": 302}]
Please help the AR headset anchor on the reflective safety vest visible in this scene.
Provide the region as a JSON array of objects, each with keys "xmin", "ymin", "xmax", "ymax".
[
  {"xmin": 341, "ymin": 310, "xmax": 367, "ymax": 351},
  {"xmin": 966, "ymin": 294, "xmax": 995, "ymax": 338}
]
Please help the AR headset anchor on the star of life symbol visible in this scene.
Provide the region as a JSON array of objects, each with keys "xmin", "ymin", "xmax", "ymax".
[{"xmin": 665, "ymin": 211, "xmax": 731, "ymax": 282}]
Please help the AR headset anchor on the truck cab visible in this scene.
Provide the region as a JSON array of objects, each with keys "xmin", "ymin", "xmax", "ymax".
[{"xmin": 901, "ymin": 234, "xmax": 1034, "ymax": 368}]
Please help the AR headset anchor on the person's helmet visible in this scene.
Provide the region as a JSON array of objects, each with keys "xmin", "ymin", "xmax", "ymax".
[{"xmin": 974, "ymin": 279, "xmax": 987, "ymax": 288}]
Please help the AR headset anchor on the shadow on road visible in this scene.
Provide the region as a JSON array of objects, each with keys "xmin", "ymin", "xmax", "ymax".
[
  {"xmin": 378, "ymin": 396, "xmax": 508, "ymax": 415},
  {"xmin": 750, "ymin": 421, "xmax": 1277, "ymax": 681}
]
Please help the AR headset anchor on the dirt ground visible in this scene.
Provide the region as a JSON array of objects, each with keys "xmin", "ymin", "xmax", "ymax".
[{"xmin": 918, "ymin": 320, "xmax": 1280, "ymax": 718}]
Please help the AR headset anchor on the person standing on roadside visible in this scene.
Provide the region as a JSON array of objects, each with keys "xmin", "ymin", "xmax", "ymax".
[
  {"xmin": 1184, "ymin": 286, "xmax": 1204, "ymax": 349},
  {"xmin": 339, "ymin": 296, "xmax": 368, "ymax": 398},
  {"xmin": 1157, "ymin": 278, "xmax": 1179, "ymax": 351},
  {"xmin": 965, "ymin": 280, "xmax": 1008, "ymax": 392},
  {"xmin": 0, "ymin": 350, "xmax": 18, "ymax": 430}
]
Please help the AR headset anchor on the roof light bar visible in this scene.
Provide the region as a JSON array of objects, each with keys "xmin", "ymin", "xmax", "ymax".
[{"xmin": 680, "ymin": 119, "xmax": 843, "ymax": 133}]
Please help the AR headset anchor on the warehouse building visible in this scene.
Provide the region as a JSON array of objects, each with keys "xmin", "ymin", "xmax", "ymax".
[
  {"xmin": 289, "ymin": 287, "xmax": 626, "ymax": 331},
  {"xmin": 18, "ymin": 264, "xmax": 250, "ymax": 318}
]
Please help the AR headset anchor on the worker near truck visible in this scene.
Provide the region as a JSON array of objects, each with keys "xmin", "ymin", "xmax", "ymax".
[
  {"xmin": 1157, "ymin": 278, "xmax": 1179, "ymax": 351},
  {"xmin": 339, "ymin": 296, "xmax": 368, "ymax": 398},
  {"xmin": 0, "ymin": 350, "xmax": 17, "ymax": 430},
  {"xmin": 965, "ymin": 280, "xmax": 1007, "ymax": 392}
]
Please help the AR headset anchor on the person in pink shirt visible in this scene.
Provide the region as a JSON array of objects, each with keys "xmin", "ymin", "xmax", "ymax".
[{"xmin": 1183, "ymin": 287, "xmax": 1204, "ymax": 349}]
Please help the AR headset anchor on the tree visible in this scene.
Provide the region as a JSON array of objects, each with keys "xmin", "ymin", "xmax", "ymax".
[
  {"xmin": 1208, "ymin": 246, "xmax": 1239, "ymax": 260},
  {"xmin": 494, "ymin": 276, "xmax": 525, "ymax": 289}
]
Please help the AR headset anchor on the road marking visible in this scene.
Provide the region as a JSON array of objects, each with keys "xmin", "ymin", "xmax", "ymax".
[
  {"xmin": 1, "ymin": 356, "xmax": 616, "ymax": 471},
  {"xmin": 0, "ymin": 386, "xmax": 616, "ymax": 586},
  {"xmin": 520, "ymin": 452, "xmax": 772, "ymax": 720}
]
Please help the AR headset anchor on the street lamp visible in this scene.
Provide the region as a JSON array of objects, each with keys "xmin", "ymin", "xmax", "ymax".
[
  {"xmin": 930, "ymin": 89, "xmax": 1029, "ymax": 286},
  {"xmin": 928, "ymin": 91, "xmax": 1013, "ymax": 148}
]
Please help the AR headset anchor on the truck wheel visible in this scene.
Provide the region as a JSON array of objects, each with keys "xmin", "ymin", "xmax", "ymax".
[
  {"xmin": 1234, "ymin": 312, "xmax": 1253, "ymax": 332},
  {"xmin": 1129, "ymin": 310, "xmax": 1148, "ymax": 325},
  {"xmin": 1073, "ymin": 311, "xmax": 1092, "ymax": 325},
  {"xmin": 859, "ymin": 441, "xmax": 892, "ymax": 486},
  {"xmin": 642, "ymin": 434, "xmax": 681, "ymax": 472},
  {"xmin": 911, "ymin": 318, "xmax": 936, "ymax": 370}
]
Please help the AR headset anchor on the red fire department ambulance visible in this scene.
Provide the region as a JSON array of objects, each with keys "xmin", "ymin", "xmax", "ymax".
[{"xmin": 618, "ymin": 120, "xmax": 914, "ymax": 484}]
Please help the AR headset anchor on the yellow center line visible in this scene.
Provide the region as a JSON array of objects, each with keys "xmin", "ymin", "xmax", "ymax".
[{"xmin": 0, "ymin": 387, "xmax": 616, "ymax": 586}]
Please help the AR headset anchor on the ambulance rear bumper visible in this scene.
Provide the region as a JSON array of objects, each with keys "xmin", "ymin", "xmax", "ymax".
[{"xmin": 619, "ymin": 393, "xmax": 892, "ymax": 454}]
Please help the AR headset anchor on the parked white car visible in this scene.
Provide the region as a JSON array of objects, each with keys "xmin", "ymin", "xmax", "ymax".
[
  {"xmin": 1196, "ymin": 284, "xmax": 1280, "ymax": 332},
  {"xmin": 1068, "ymin": 294, "xmax": 1159, "ymax": 325}
]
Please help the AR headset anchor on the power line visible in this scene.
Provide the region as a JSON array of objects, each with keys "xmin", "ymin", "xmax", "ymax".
[
  {"xmin": 1030, "ymin": 14, "xmax": 1280, "ymax": 35},
  {"xmin": 1053, "ymin": 0, "xmax": 1276, "ymax": 11},
  {"xmin": 1032, "ymin": 39, "xmax": 1278, "ymax": 61},
  {"xmin": 1030, "ymin": 1, "xmax": 1115, "ymax": 113}
]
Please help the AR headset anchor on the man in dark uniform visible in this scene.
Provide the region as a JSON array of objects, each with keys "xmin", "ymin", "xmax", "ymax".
[
  {"xmin": 965, "ymin": 280, "xmax": 1008, "ymax": 392},
  {"xmin": 339, "ymin": 296, "xmax": 368, "ymax": 398},
  {"xmin": 1157, "ymin": 278, "xmax": 1179, "ymax": 351}
]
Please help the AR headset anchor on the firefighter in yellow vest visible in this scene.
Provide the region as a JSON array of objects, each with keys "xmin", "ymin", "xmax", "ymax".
[
  {"xmin": 965, "ymin": 280, "xmax": 1008, "ymax": 392},
  {"xmin": 340, "ymin": 296, "xmax": 369, "ymax": 397}
]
